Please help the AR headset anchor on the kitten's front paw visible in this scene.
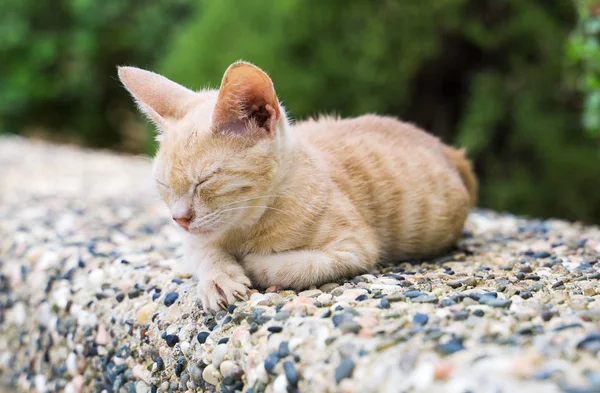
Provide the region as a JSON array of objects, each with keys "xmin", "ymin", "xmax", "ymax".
[{"xmin": 197, "ymin": 266, "xmax": 251, "ymax": 312}]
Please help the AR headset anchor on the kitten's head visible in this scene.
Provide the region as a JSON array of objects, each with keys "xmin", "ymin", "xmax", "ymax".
[{"xmin": 118, "ymin": 61, "xmax": 291, "ymax": 236}]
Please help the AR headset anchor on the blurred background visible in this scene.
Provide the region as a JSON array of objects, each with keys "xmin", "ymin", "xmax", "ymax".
[{"xmin": 0, "ymin": 0, "xmax": 599, "ymax": 223}]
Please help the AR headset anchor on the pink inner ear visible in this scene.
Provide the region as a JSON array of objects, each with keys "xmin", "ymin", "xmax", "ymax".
[{"xmin": 212, "ymin": 62, "xmax": 280, "ymax": 134}]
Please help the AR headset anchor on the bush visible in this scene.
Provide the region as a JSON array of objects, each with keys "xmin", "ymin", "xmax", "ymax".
[
  {"xmin": 0, "ymin": 0, "xmax": 194, "ymax": 151},
  {"xmin": 160, "ymin": 0, "xmax": 600, "ymax": 223},
  {"xmin": 568, "ymin": 0, "xmax": 600, "ymax": 135}
]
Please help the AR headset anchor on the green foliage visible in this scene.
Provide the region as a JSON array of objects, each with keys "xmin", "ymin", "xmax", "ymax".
[
  {"xmin": 161, "ymin": 0, "xmax": 600, "ymax": 223},
  {"xmin": 1, "ymin": 0, "xmax": 598, "ymax": 223},
  {"xmin": 161, "ymin": 0, "xmax": 454, "ymax": 120},
  {"xmin": 0, "ymin": 0, "xmax": 193, "ymax": 149},
  {"xmin": 568, "ymin": 1, "xmax": 600, "ymax": 134}
]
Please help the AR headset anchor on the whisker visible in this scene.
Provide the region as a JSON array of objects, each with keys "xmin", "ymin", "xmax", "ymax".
[
  {"xmin": 219, "ymin": 195, "xmax": 289, "ymax": 207},
  {"xmin": 195, "ymin": 214, "xmax": 219, "ymax": 226},
  {"xmin": 217, "ymin": 205, "xmax": 292, "ymax": 216},
  {"xmin": 196, "ymin": 209, "xmax": 221, "ymax": 222}
]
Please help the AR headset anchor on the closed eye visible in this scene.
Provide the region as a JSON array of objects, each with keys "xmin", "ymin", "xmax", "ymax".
[
  {"xmin": 195, "ymin": 170, "xmax": 220, "ymax": 192},
  {"xmin": 194, "ymin": 177, "xmax": 211, "ymax": 192}
]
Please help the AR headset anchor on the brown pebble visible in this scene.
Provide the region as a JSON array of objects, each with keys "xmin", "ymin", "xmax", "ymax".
[
  {"xmin": 433, "ymin": 362, "xmax": 453, "ymax": 380},
  {"xmin": 541, "ymin": 311, "xmax": 554, "ymax": 322}
]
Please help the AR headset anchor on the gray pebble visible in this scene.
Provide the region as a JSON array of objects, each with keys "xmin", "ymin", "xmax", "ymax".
[
  {"xmin": 332, "ymin": 313, "xmax": 354, "ymax": 327},
  {"xmin": 412, "ymin": 295, "xmax": 438, "ymax": 304},
  {"xmin": 264, "ymin": 353, "xmax": 279, "ymax": 374},
  {"xmin": 413, "ymin": 313, "xmax": 428, "ymax": 325},
  {"xmin": 339, "ymin": 321, "xmax": 361, "ymax": 334},
  {"xmin": 188, "ymin": 364, "xmax": 203, "ymax": 385},
  {"xmin": 447, "ymin": 280, "xmax": 463, "ymax": 288},
  {"xmin": 278, "ymin": 341, "xmax": 290, "ymax": 358},
  {"xmin": 378, "ymin": 298, "xmax": 390, "ymax": 309},
  {"xmin": 435, "ymin": 337, "xmax": 465, "ymax": 355},
  {"xmin": 453, "ymin": 310, "xmax": 469, "ymax": 321},
  {"xmin": 577, "ymin": 334, "xmax": 600, "ymax": 354},
  {"xmin": 273, "ymin": 311, "xmax": 290, "ymax": 321},
  {"xmin": 283, "ymin": 361, "xmax": 299, "ymax": 387},
  {"xmin": 480, "ymin": 298, "xmax": 512, "ymax": 308},
  {"xmin": 440, "ymin": 298, "xmax": 457, "ymax": 307},
  {"xmin": 404, "ymin": 290, "xmax": 426, "ymax": 298},
  {"xmin": 335, "ymin": 359, "xmax": 355, "ymax": 382}
]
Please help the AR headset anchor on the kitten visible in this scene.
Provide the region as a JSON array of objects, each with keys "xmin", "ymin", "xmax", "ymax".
[{"xmin": 118, "ymin": 61, "xmax": 477, "ymax": 311}]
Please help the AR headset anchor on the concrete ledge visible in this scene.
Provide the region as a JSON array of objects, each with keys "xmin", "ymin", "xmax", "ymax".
[{"xmin": 1, "ymin": 136, "xmax": 599, "ymax": 393}]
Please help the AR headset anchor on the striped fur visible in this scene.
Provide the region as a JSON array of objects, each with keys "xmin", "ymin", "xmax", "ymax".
[{"xmin": 118, "ymin": 62, "xmax": 477, "ymax": 310}]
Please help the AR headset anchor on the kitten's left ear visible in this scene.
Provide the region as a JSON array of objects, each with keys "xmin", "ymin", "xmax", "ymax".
[
  {"xmin": 212, "ymin": 61, "xmax": 281, "ymax": 135},
  {"xmin": 118, "ymin": 66, "xmax": 196, "ymax": 129}
]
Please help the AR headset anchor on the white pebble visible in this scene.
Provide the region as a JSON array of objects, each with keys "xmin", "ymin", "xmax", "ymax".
[
  {"xmin": 38, "ymin": 252, "xmax": 59, "ymax": 270},
  {"xmin": 211, "ymin": 344, "xmax": 228, "ymax": 368},
  {"xmin": 37, "ymin": 302, "xmax": 53, "ymax": 328},
  {"xmin": 247, "ymin": 363, "xmax": 269, "ymax": 387},
  {"xmin": 63, "ymin": 254, "xmax": 79, "ymax": 271},
  {"xmin": 368, "ymin": 284, "xmax": 400, "ymax": 293},
  {"xmin": 289, "ymin": 338, "xmax": 304, "ymax": 352},
  {"xmin": 88, "ymin": 269, "xmax": 104, "ymax": 286},
  {"xmin": 219, "ymin": 360, "xmax": 236, "ymax": 377},
  {"xmin": 340, "ymin": 288, "xmax": 368, "ymax": 301},
  {"xmin": 76, "ymin": 309, "xmax": 98, "ymax": 328},
  {"xmin": 373, "ymin": 278, "xmax": 400, "ymax": 286},
  {"xmin": 34, "ymin": 374, "xmax": 47, "ymax": 393},
  {"xmin": 298, "ymin": 289, "xmax": 322, "ymax": 297},
  {"xmin": 273, "ymin": 374, "xmax": 288, "ymax": 393},
  {"xmin": 266, "ymin": 293, "xmax": 284, "ymax": 305},
  {"xmin": 410, "ymin": 363, "xmax": 434, "ymax": 390},
  {"xmin": 52, "ymin": 286, "xmax": 71, "ymax": 310},
  {"xmin": 74, "ymin": 344, "xmax": 84, "ymax": 356},
  {"xmin": 202, "ymin": 364, "xmax": 221, "ymax": 386},
  {"xmin": 180, "ymin": 341, "xmax": 190, "ymax": 354},
  {"xmin": 250, "ymin": 293, "xmax": 267, "ymax": 306},
  {"xmin": 132, "ymin": 364, "xmax": 151, "ymax": 383},
  {"xmin": 66, "ymin": 352, "xmax": 77, "ymax": 375},
  {"xmin": 135, "ymin": 381, "xmax": 149, "ymax": 393},
  {"xmin": 256, "ymin": 363, "xmax": 269, "ymax": 383},
  {"xmin": 317, "ymin": 293, "xmax": 333, "ymax": 305},
  {"xmin": 12, "ymin": 302, "xmax": 26, "ymax": 326}
]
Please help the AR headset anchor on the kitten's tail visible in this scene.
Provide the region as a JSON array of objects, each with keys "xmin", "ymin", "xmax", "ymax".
[{"xmin": 443, "ymin": 146, "xmax": 478, "ymax": 207}]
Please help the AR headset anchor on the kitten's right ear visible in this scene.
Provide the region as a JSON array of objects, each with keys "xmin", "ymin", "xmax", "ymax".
[
  {"xmin": 117, "ymin": 66, "xmax": 196, "ymax": 129},
  {"xmin": 212, "ymin": 61, "xmax": 281, "ymax": 136}
]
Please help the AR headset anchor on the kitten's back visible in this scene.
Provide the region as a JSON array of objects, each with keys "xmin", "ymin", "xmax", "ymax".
[{"xmin": 294, "ymin": 114, "xmax": 476, "ymax": 259}]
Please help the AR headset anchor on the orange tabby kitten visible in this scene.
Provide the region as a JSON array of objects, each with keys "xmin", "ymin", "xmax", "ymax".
[{"xmin": 118, "ymin": 61, "xmax": 477, "ymax": 311}]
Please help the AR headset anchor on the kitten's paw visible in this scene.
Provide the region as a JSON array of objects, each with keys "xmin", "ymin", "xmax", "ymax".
[{"xmin": 196, "ymin": 267, "xmax": 251, "ymax": 312}]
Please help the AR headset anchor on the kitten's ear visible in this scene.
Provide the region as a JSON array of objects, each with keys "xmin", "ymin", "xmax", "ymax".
[
  {"xmin": 212, "ymin": 61, "xmax": 280, "ymax": 136},
  {"xmin": 117, "ymin": 66, "xmax": 196, "ymax": 128}
]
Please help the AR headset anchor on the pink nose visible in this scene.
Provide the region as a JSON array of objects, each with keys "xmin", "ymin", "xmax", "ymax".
[{"xmin": 173, "ymin": 216, "xmax": 191, "ymax": 230}]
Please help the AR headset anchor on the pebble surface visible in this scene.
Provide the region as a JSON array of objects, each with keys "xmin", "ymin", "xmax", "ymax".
[{"xmin": 1, "ymin": 136, "xmax": 600, "ymax": 393}]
